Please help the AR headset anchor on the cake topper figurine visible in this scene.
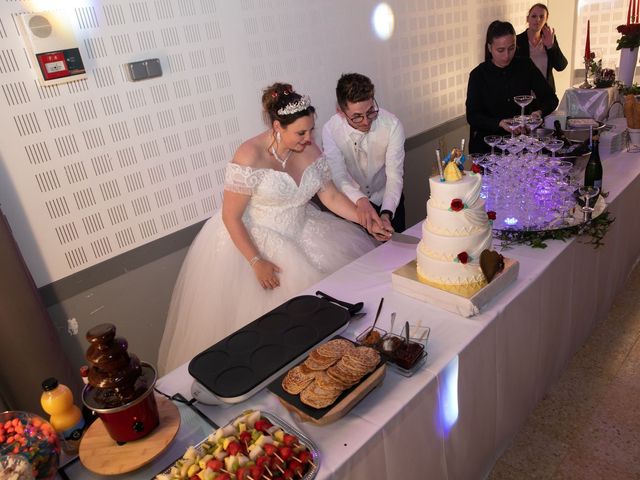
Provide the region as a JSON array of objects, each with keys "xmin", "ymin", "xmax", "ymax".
[
  {"xmin": 435, "ymin": 149, "xmax": 445, "ymax": 182},
  {"xmin": 443, "ymin": 148, "xmax": 464, "ymax": 182}
]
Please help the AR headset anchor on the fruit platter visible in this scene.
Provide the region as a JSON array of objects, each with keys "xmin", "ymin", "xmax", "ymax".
[{"xmin": 155, "ymin": 410, "xmax": 319, "ymax": 480}]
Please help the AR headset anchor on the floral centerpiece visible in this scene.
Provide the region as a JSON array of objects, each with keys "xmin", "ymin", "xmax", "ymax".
[
  {"xmin": 616, "ymin": 23, "xmax": 640, "ymax": 50},
  {"xmin": 617, "ymin": 1, "xmax": 640, "ymax": 86},
  {"xmin": 587, "ymin": 53, "xmax": 616, "ymax": 88}
]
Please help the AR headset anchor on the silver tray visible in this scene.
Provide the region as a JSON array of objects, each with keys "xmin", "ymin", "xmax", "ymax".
[
  {"xmin": 155, "ymin": 411, "xmax": 320, "ymax": 479},
  {"xmin": 492, "ymin": 195, "xmax": 607, "ymax": 233}
]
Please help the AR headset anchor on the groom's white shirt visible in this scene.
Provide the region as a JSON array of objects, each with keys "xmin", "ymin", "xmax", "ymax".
[{"xmin": 322, "ymin": 108, "xmax": 405, "ymax": 215}]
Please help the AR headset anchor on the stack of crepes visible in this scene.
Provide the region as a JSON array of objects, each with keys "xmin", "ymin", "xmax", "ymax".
[
  {"xmin": 281, "ymin": 339, "xmax": 380, "ymax": 408},
  {"xmin": 623, "ymin": 94, "xmax": 640, "ymax": 129}
]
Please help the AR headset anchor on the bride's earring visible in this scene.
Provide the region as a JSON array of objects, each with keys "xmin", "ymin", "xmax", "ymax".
[{"xmin": 275, "ymin": 130, "xmax": 281, "ymax": 144}]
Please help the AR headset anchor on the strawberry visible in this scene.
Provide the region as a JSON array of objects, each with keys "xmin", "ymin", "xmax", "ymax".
[
  {"xmin": 206, "ymin": 458, "xmax": 224, "ymax": 472},
  {"xmin": 226, "ymin": 440, "xmax": 242, "ymax": 455},
  {"xmin": 297, "ymin": 450, "xmax": 311, "ymax": 463},
  {"xmin": 281, "ymin": 469, "xmax": 295, "ymax": 479},
  {"xmin": 239, "ymin": 431, "xmax": 252, "ymax": 444},
  {"xmin": 256, "ymin": 455, "xmax": 271, "ymax": 468},
  {"xmin": 288, "ymin": 459, "xmax": 304, "ymax": 475},
  {"xmin": 283, "ymin": 433, "xmax": 298, "ymax": 446},
  {"xmin": 263, "ymin": 443, "xmax": 277, "ymax": 456},
  {"xmin": 254, "ymin": 419, "xmax": 272, "ymax": 432},
  {"xmin": 216, "ymin": 474, "xmax": 231, "ymax": 480},
  {"xmin": 249, "ymin": 464, "xmax": 263, "ymax": 479},
  {"xmin": 278, "ymin": 446, "xmax": 293, "ymax": 461},
  {"xmin": 235, "ymin": 466, "xmax": 247, "ymax": 480}
]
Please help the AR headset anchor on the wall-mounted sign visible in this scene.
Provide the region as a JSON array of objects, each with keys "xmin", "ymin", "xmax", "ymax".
[{"xmin": 17, "ymin": 12, "xmax": 86, "ymax": 86}]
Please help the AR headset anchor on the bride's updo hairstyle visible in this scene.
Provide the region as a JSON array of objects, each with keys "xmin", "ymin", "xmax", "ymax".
[{"xmin": 262, "ymin": 83, "xmax": 315, "ymax": 127}]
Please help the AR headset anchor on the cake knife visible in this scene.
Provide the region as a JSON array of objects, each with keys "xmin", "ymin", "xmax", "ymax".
[{"xmin": 390, "ymin": 232, "xmax": 420, "ymax": 244}]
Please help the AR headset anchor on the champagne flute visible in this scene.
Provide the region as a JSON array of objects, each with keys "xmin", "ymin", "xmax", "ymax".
[
  {"xmin": 504, "ymin": 118, "xmax": 520, "ymax": 138},
  {"xmin": 545, "ymin": 139, "xmax": 565, "ymax": 158},
  {"xmin": 525, "ymin": 115, "xmax": 543, "ymax": 136},
  {"xmin": 578, "ymin": 185, "xmax": 600, "ymax": 219},
  {"xmin": 483, "ymin": 135, "xmax": 502, "ymax": 156},
  {"xmin": 514, "ymin": 94, "xmax": 534, "ymax": 118}
]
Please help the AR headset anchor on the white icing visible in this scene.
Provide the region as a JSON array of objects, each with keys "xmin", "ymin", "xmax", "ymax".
[
  {"xmin": 425, "ymin": 200, "xmax": 489, "ymax": 235},
  {"xmin": 419, "ymin": 223, "xmax": 493, "ymax": 262},
  {"xmin": 416, "ymin": 255, "xmax": 486, "ymax": 284},
  {"xmin": 427, "ymin": 174, "xmax": 482, "ymax": 209}
]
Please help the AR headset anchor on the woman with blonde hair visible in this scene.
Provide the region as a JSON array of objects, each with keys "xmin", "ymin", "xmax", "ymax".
[{"xmin": 516, "ymin": 3, "xmax": 568, "ymax": 92}]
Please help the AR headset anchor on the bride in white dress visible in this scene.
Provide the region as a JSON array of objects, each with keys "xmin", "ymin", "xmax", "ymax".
[{"xmin": 158, "ymin": 83, "xmax": 389, "ymax": 374}]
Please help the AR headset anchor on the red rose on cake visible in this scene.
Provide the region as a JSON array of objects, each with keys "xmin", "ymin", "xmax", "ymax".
[
  {"xmin": 457, "ymin": 252, "xmax": 469, "ymax": 264},
  {"xmin": 450, "ymin": 199, "xmax": 464, "ymax": 211}
]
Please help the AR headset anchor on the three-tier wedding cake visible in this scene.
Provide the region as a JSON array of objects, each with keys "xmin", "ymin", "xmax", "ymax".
[{"xmin": 416, "ymin": 163, "xmax": 493, "ymax": 298}]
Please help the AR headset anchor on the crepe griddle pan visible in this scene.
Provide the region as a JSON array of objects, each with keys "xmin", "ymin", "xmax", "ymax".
[{"xmin": 188, "ymin": 295, "xmax": 350, "ymax": 403}]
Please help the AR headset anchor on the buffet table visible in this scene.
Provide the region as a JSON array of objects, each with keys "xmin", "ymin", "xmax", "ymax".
[{"xmin": 64, "ymin": 129, "xmax": 640, "ymax": 479}]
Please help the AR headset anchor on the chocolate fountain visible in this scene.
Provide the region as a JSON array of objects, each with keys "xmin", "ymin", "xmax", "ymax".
[{"xmin": 81, "ymin": 323, "xmax": 159, "ymax": 443}]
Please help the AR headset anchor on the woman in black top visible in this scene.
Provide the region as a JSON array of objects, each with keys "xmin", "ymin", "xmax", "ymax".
[
  {"xmin": 466, "ymin": 21, "xmax": 559, "ymax": 153},
  {"xmin": 516, "ymin": 3, "xmax": 568, "ymax": 93}
]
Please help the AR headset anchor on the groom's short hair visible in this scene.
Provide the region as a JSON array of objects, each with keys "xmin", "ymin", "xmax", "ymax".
[{"xmin": 336, "ymin": 73, "xmax": 375, "ymax": 109}]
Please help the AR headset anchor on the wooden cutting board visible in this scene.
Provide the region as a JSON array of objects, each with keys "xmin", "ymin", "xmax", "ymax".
[
  {"xmin": 79, "ymin": 394, "xmax": 180, "ymax": 475},
  {"xmin": 277, "ymin": 364, "xmax": 386, "ymax": 425}
]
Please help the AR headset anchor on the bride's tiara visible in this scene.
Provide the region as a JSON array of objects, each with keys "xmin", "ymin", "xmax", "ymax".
[{"xmin": 277, "ymin": 95, "xmax": 311, "ymax": 115}]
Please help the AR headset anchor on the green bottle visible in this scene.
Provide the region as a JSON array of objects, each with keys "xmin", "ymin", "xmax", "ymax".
[{"xmin": 584, "ymin": 134, "xmax": 603, "ymax": 191}]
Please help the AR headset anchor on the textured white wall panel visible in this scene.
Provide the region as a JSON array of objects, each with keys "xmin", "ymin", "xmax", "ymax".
[{"xmin": 0, "ymin": 0, "xmax": 533, "ymax": 287}]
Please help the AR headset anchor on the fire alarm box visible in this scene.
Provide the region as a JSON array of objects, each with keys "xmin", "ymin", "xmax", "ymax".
[{"xmin": 17, "ymin": 12, "xmax": 86, "ymax": 86}]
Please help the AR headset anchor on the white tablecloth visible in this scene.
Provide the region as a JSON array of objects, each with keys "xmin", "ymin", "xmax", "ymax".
[
  {"xmin": 69, "ymin": 122, "xmax": 640, "ymax": 479},
  {"xmin": 559, "ymin": 86, "xmax": 622, "ymax": 121}
]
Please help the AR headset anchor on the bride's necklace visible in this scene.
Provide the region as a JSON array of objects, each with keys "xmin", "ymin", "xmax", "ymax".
[{"xmin": 269, "ymin": 145, "xmax": 293, "ymax": 169}]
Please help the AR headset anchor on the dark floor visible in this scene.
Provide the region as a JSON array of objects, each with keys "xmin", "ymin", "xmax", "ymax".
[{"xmin": 488, "ymin": 264, "xmax": 640, "ymax": 480}]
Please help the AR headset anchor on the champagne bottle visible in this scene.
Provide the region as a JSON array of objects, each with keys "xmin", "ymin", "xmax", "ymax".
[
  {"xmin": 553, "ymin": 120, "xmax": 571, "ymax": 148},
  {"xmin": 584, "ymin": 134, "xmax": 603, "ymax": 191}
]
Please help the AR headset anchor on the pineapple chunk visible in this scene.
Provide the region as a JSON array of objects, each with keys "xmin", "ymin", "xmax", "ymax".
[
  {"xmin": 248, "ymin": 445, "xmax": 264, "ymax": 461},
  {"xmin": 179, "ymin": 459, "xmax": 195, "ymax": 478},
  {"xmin": 198, "ymin": 454, "xmax": 213, "ymax": 469},
  {"xmin": 273, "ymin": 429, "xmax": 284, "ymax": 442},
  {"xmin": 246, "ymin": 410, "xmax": 261, "ymax": 428},
  {"xmin": 224, "ymin": 455, "xmax": 239, "ymax": 472},
  {"xmin": 183, "ymin": 446, "xmax": 198, "ymax": 461},
  {"xmin": 222, "ymin": 436, "xmax": 237, "ymax": 450},
  {"xmin": 238, "ymin": 422, "xmax": 247, "ymax": 433},
  {"xmin": 198, "ymin": 469, "xmax": 216, "ymax": 480},
  {"xmin": 221, "ymin": 424, "xmax": 237, "ymax": 436},
  {"xmin": 187, "ymin": 463, "xmax": 201, "ymax": 478}
]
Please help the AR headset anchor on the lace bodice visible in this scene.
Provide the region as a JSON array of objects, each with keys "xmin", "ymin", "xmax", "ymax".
[{"xmin": 224, "ymin": 156, "xmax": 332, "ymax": 236}]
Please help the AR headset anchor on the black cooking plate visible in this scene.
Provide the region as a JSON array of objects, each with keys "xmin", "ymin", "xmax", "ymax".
[{"xmin": 188, "ymin": 295, "xmax": 350, "ymax": 399}]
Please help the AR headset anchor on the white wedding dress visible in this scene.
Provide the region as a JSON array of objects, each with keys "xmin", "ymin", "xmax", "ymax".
[{"xmin": 157, "ymin": 156, "xmax": 376, "ymax": 374}]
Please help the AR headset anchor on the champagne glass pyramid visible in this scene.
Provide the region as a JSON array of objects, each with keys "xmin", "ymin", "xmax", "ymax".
[{"xmin": 514, "ymin": 94, "xmax": 534, "ymax": 118}]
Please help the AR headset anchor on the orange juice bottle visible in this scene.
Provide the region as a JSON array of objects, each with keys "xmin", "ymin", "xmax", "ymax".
[{"xmin": 40, "ymin": 377, "xmax": 86, "ymax": 455}]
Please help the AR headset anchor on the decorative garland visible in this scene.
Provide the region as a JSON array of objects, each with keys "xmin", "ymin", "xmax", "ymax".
[{"xmin": 494, "ymin": 211, "xmax": 615, "ymax": 250}]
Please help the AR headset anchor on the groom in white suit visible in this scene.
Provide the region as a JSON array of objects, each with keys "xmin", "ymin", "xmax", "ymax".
[{"xmin": 322, "ymin": 73, "xmax": 406, "ymax": 236}]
